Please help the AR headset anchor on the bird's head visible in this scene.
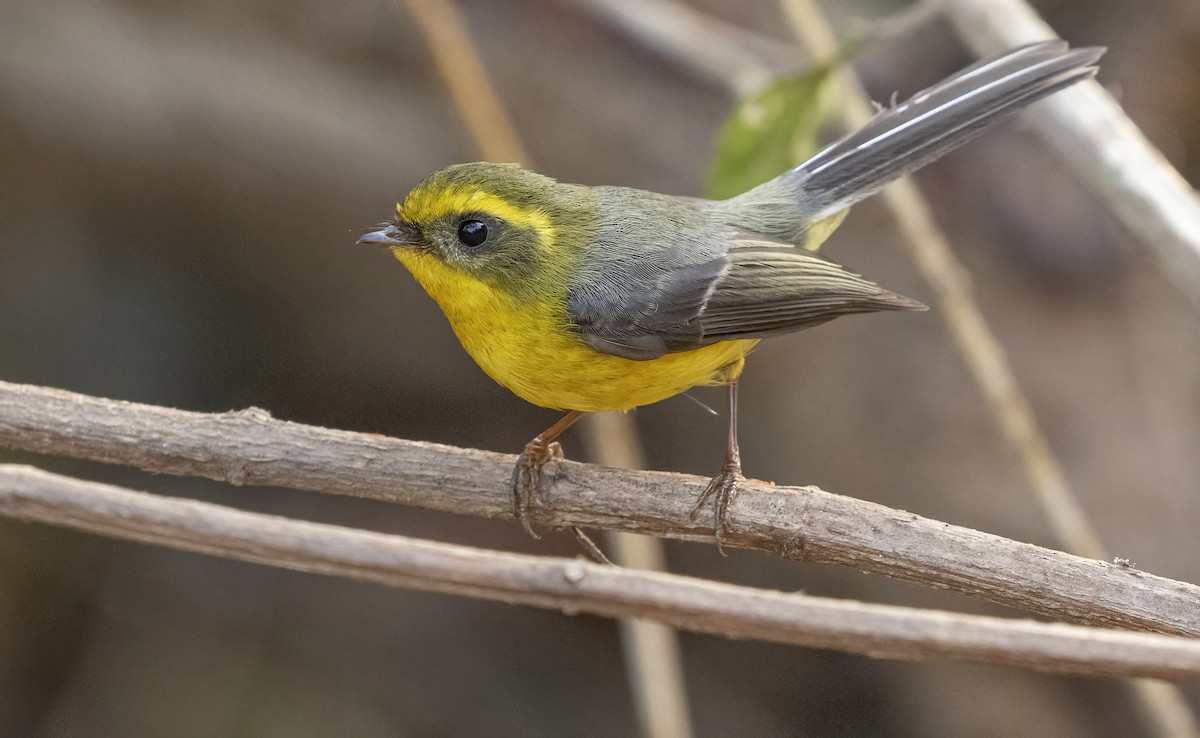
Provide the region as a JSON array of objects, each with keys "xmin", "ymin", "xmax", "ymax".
[{"xmin": 360, "ymin": 162, "xmax": 595, "ymax": 301}]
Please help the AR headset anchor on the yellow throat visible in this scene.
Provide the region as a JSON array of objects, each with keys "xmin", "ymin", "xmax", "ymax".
[{"xmin": 393, "ymin": 248, "xmax": 756, "ymax": 412}]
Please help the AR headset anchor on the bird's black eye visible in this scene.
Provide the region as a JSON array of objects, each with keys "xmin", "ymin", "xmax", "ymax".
[{"xmin": 457, "ymin": 219, "xmax": 488, "ymax": 248}]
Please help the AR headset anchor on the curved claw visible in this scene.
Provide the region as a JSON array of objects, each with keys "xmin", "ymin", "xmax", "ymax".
[
  {"xmin": 511, "ymin": 441, "xmax": 554, "ymax": 540},
  {"xmin": 509, "ymin": 411, "xmax": 585, "ymax": 541},
  {"xmin": 691, "ymin": 464, "xmax": 743, "ymax": 556}
]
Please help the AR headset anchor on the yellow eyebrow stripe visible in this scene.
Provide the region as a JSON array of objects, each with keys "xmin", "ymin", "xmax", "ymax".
[{"xmin": 397, "ymin": 187, "xmax": 557, "ymax": 252}]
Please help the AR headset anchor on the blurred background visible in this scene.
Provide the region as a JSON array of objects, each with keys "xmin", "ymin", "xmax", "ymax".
[{"xmin": 2, "ymin": 0, "xmax": 1199, "ymax": 735}]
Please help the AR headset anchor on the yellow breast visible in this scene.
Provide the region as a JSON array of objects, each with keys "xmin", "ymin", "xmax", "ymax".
[{"xmin": 396, "ymin": 251, "xmax": 756, "ymax": 412}]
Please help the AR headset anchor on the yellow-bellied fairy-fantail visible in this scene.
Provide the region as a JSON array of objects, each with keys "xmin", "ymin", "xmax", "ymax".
[{"xmin": 360, "ymin": 42, "xmax": 1103, "ymax": 550}]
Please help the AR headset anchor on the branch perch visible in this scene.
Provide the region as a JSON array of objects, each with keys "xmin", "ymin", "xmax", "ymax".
[
  {"xmin": 3, "ymin": 464, "xmax": 1200, "ymax": 680},
  {"xmin": 1, "ymin": 380, "xmax": 1198, "ymax": 636}
]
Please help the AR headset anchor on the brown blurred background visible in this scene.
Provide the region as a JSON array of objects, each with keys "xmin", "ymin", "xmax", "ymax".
[{"xmin": 2, "ymin": 0, "xmax": 1199, "ymax": 736}]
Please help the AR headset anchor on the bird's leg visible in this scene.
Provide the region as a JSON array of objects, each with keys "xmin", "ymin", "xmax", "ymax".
[
  {"xmin": 512, "ymin": 410, "xmax": 584, "ymax": 539},
  {"xmin": 691, "ymin": 380, "xmax": 742, "ymax": 555}
]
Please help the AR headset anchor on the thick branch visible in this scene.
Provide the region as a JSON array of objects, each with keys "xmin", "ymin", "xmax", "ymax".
[
  {"xmin": 1, "ymin": 380, "xmax": 1198, "ymax": 636},
  {"xmin": 3, "ymin": 464, "xmax": 1200, "ymax": 680}
]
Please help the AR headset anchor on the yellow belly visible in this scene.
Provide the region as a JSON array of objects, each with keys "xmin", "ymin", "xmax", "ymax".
[
  {"xmin": 397, "ymin": 251, "xmax": 756, "ymax": 412},
  {"xmin": 469, "ymin": 314, "xmax": 753, "ymax": 411}
]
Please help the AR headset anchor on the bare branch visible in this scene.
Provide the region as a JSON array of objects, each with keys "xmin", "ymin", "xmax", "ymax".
[
  {"xmin": 4, "ymin": 464, "xmax": 1200, "ymax": 681},
  {"xmin": 1, "ymin": 380, "xmax": 1198, "ymax": 636},
  {"xmin": 935, "ymin": 0, "xmax": 1200, "ymax": 311}
]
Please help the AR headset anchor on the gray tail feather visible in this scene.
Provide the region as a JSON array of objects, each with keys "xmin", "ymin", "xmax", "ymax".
[{"xmin": 784, "ymin": 41, "xmax": 1104, "ymax": 218}]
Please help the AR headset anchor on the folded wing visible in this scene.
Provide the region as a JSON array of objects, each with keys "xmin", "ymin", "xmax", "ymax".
[{"xmin": 568, "ymin": 238, "xmax": 924, "ymax": 361}]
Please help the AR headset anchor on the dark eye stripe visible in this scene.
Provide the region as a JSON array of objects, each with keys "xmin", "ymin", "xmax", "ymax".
[{"xmin": 457, "ymin": 219, "xmax": 488, "ymax": 248}]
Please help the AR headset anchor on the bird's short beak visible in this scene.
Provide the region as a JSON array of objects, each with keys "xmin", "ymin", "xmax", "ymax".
[{"xmin": 357, "ymin": 223, "xmax": 415, "ymax": 247}]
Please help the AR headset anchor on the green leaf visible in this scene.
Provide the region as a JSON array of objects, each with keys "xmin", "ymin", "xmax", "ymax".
[{"xmin": 705, "ymin": 61, "xmax": 835, "ymax": 200}]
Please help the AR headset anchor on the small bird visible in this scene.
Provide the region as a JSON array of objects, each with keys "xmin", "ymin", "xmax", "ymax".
[{"xmin": 360, "ymin": 41, "xmax": 1102, "ymax": 550}]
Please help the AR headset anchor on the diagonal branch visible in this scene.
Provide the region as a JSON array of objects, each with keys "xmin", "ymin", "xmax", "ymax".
[
  {"xmin": 1, "ymin": 379, "xmax": 1198, "ymax": 636},
  {"xmin": 935, "ymin": 0, "xmax": 1200, "ymax": 312},
  {"xmin": 3, "ymin": 464, "xmax": 1200, "ymax": 681}
]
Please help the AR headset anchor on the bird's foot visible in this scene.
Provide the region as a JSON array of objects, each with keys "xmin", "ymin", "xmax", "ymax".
[
  {"xmin": 511, "ymin": 438, "xmax": 564, "ymax": 539},
  {"xmin": 691, "ymin": 461, "xmax": 743, "ymax": 556}
]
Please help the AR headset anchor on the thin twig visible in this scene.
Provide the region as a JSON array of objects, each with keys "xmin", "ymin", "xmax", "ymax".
[
  {"xmin": 572, "ymin": 525, "xmax": 616, "ymax": 565},
  {"xmin": 3, "ymin": 464, "xmax": 1200, "ymax": 681},
  {"xmin": 1, "ymin": 380, "xmax": 1198, "ymax": 636},
  {"xmin": 934, "ymin": 0, "xmax": 1200, "ymax": 312}
]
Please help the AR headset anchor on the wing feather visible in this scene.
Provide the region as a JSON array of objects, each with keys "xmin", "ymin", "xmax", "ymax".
[
  {"xmin": 568, "ymin": 238, "xmax": 924, "ymax": 360},
  {"xmin": 697, "ymin": 244, "xmax": 924, "ymax": 340}
]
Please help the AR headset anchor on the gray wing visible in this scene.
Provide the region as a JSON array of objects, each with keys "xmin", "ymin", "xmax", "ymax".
[{"xmin": 567, "ymin": 238, "xmax": 926, "ymax": 361}]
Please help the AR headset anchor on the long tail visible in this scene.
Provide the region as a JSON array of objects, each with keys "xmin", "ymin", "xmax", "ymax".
[{"xmin": 780, "ymin": 41, "xmax": 1103, "ymax": 220}]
